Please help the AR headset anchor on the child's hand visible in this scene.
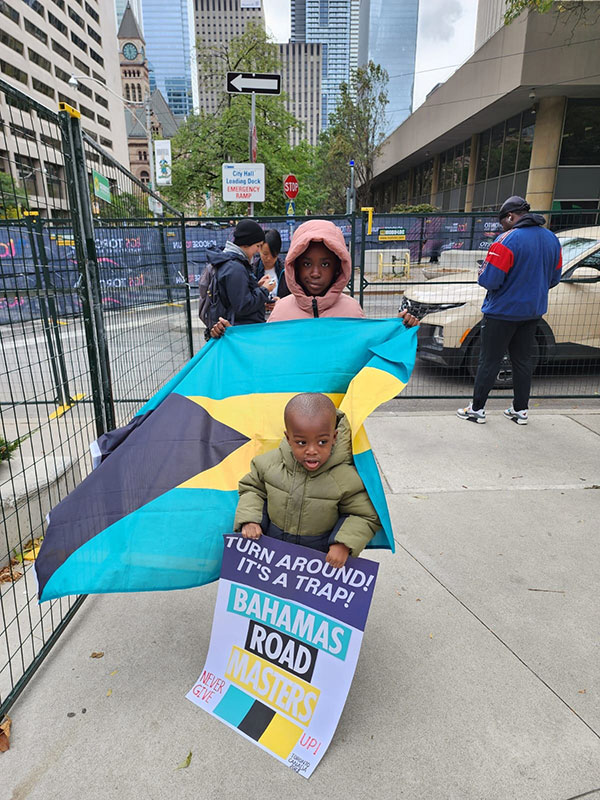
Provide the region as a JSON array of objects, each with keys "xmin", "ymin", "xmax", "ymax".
[
  {"xmin": 241, "ymin": 523, "xmax": 262, "ymax": 540},
  {"xmin": 326, "ymin": 542, "xmax": 350, "ymax": 568}
]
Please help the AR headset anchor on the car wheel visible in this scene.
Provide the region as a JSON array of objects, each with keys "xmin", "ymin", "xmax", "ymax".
[{"xmin": 465, "ymin": 333, "xmax": 540, "ymax": 389}]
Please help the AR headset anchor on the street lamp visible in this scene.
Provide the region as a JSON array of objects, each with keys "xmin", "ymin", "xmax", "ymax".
[{"xmin": 68, "ymin": 74, "xmax": 156, "ymax": 191}]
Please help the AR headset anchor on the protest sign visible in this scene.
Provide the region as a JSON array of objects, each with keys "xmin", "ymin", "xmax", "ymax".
[{"xmin": 187, "ymin": 534, "xmax": 379, "ymax": 777}]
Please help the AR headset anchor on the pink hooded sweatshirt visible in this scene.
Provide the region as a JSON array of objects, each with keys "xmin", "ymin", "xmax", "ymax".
[{"xmin": 267, "ymin": 220, "xmax": 365, "ymax": 322}]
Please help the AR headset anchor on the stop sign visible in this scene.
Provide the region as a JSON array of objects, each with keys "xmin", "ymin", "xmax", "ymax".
[{"xmin": 283, "ymin": 174, "xmax": 299, "ymax": 199}]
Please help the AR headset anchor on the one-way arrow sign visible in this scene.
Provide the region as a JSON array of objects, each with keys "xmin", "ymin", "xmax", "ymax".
[{"xmin": 226, "ymin": 72, "xmax": 281, "ymax": 95}]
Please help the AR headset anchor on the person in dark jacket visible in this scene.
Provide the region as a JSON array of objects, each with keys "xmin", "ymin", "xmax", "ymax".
[
  {"xmin": 206, "ymin": 219, "xmax": 274, "ymax": 335},
  {"xmin": 457, "ymin": 196, "xmax": 562, "ymax": 425},
  {"xmin": 254, "ymin": 228, "xmax": 290, "ymax": 300}
]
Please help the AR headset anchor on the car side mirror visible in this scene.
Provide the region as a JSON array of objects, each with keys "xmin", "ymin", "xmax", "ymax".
[{"xmin": 563, "ymin": 265, "xmax": 600, "ymax": 283}]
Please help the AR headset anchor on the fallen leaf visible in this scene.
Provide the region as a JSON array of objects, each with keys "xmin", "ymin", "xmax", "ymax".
[
  {"xmin": 175, "ymin": 751, "xmax": 192, "ymax": 770},
  {"xmin": 0, "ymin": 716, "xmax": 12, "ymax": 752},
  {"xmin": 90, "ymin": 652, "xmax": 104, "ymax": 659},
  {"xmin": 579, "ymin": 689, "xmax": 587, "ymax": 694},
  {"xmin": 395, "ymin": 590, "xmax": 402, "ymax": 596},
  {"xmin": 23, "ymin": 543, "xmax": 41, "ymax": 561},
  {"xmin": 429, "ymin": 633, "xmax": 434, "ymax": 639},
  {"xmin": 511, "ymin": 475, "xmax": 523, "ymax": 479},
  {"xmin": 109, "ymin": 669, "xmax": 118, "ymax": 676},
  {"xmin": 416, "ymin": 598, "xmax": 421, "ymax": 602},
  {"xmin": 412, "ymin": 494, "xmax": 428, "ymax": 500},
  {"xmin": 106, "ymin": 689, "xmax": 112, "ymax": 697},
  {"xmin": 461, "ymin": 485, "xmax": 468, "ymax": 489},
  {"xmin": 0, "ymin": 565, "xmax": 22, "ymax": 583}
]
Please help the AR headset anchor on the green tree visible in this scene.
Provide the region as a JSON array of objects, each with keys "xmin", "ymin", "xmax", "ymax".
[
  {"xmin": 504, "ymin": 0, "xmax": 595, "ymax": 27},
  {"xmin": 316, "ymin": 61, "xmax": 389, "ymax": 213},
  {"xmin": 165, "ymin": 24, "xmax": 304, "ymax": 216},
  {"xmin": 0, "ymin": 172, "xmax": 29, "ymax": 219}
]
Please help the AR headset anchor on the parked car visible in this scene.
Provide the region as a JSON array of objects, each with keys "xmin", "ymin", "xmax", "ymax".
[{"xmin": 400, "ymin": 227, "xmax": 600, "ymax": 385}]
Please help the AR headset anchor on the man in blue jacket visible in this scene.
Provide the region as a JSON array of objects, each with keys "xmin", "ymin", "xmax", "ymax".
[{"xmin": 457, "ymin": 196, "xmax": 562, "ymax": 425}]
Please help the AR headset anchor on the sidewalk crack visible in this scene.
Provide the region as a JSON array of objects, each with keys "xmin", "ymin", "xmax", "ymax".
[{"xmin": 395, "ymin": 539, "xmax": 600, "ymax": 743}]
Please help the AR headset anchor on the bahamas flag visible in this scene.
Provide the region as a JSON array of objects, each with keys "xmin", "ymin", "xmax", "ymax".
[{"xmin": 36, "ymin": 318, "xmax": 416, "ymax": 602}]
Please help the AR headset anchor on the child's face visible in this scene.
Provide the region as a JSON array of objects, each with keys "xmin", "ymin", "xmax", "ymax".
[
  {"xmin": 284, "ymin": 410, "xmax": 338, "ymax": 472},
  {"xmin": 260, "ymin": 242, "xmax": 278, "ymax": 270},
  {"xmin": 295, "ymin": 243, "xmax": 340, "ymax": 296}
]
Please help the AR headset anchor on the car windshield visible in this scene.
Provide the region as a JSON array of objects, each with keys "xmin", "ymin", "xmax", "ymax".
[{"xmin": 558, "ymin": 237, "xmax": 600, "ymax": 264}]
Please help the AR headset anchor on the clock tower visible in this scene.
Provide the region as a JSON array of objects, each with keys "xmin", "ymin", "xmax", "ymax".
[{"xmin": 117, "ymin": 3, "xmax": 149, "ymax": 106}]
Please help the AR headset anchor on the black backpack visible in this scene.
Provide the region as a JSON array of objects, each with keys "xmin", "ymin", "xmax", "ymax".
[{"xmin": 197, "ymin": 260, "xmax": 232, "ymax": 331}]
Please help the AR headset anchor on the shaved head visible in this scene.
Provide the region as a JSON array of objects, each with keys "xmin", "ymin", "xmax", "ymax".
[{"xmin": 284, "ymin": 393, "xmax": 337, "ymax": 429}]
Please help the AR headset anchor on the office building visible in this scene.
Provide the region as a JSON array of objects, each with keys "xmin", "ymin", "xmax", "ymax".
[
  {"xmin": 278, "ymin": 42, "xmax": 322, "ymax": 147},
  {"xmin": 291, "ymin": 0, "xmax": 360, "ymax": 129},
  {"xmin": 142, "ymin": 0, "xmax": 199, "ymax": 118},
  {"xmin": 358, "ymin": 0, "xmax": 419, "ymax": 134},
  {"xmin": 0, "ymin": 0, "xmax": 128, "ymax": 215},
  {"xmin": 117, "ymin": 5, "xmax": 178, "ymax": 182},
  {"xmin": 369, "ymin": 4, "xmax": 600, "ymax": 220},
  {"xmin": 195, "ymin": 0, "xmax": 265, "ymax": 115}
]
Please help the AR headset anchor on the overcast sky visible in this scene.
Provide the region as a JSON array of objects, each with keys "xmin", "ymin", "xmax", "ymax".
[{"xmin": 262, "ymin": 0, "xmax": 479, "ymax": 109}]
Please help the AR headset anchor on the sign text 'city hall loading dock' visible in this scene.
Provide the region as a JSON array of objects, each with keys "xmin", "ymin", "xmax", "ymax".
[{"xmin": 222, "ymin": 163, "xmax": 265, "ymax": 203}]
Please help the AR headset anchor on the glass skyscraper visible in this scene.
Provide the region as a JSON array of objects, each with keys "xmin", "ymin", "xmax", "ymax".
[
  {"xmin": 358, "ymin": 0, "xmax": 419, "ymax": 135},
  {"xmin": 291, "ymin": 0, "xmax": 360, "ymax": 130},
  {"xmin": 142, "ymin": 0, "xmax": 199, "ymax": 118}
]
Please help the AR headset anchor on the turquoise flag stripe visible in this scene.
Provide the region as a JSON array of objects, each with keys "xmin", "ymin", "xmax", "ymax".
[
  {"xmin": 353, "ymin": 450, "xmax": 395, "ymax": 551},
  {"xmin": 171, "ymin": 318, "xmax": 414, "ymax": 401},
  {"xmin": 40, "ymin": 488, "xmax": 237, "ymax": 601}
]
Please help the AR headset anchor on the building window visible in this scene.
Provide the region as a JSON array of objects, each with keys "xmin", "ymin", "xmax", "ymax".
[
  {"xmin": 24, "ymin": 16, "xmax": 48, "ymax": 43},
  {"xmin": 0, "ymin": 0, "xmax": 20, "ymax": 24},
  {"xmin": 68, "ymin": 6, "xmax": 84, "ymax": 27},
  {"xmin": 51, "ymin": 0, "xmax": 65, "ymax": 9},
  {"xmin": 73, "ymin": 55, "xmax": 89, "ymax": 75},
  {"xmin": 23, "ymin": 0, "xmax": 44, "ymax": 16},
  {"xmin": 32, "ymin": 77, "xmax": 55, "ymax": 98},
  {"xmin": 97, "ymin": 115, "xmax": 111, "ymax": 129},
  {"xmin": 125, "ymin": 84, "xmax": 131, "ymax": 100},
  {"xmin": 48, "ymin": 12, "xmax": 67, "ymax": 35},
  {"xmin": 85, "ymin": 1, "xmax": 98, "ymax": 22},
  {"xmin": 28, "ymin": 48, "xmax": 52, "ymax": 72},
  {"xmin": 95, "ymin": 93, "xmax": 108, "ymax": 109},
  {"xmin": 45, "ymin": 162, "xmax": 63, "ymax": 199},
  {"xmin": 71, "ymin": 31, "xmax": 87, "ymax": 52},
  {"xmin": 55, "ymin": 65, "xmax": 72, "ymax": 83},
  {"xmin": 0, "ymin": 59, "xmax": 28, "ymax": 84},
  {"xmin": 1, "ymin": 30, "xmax": 24, "ymax": 55},
  {"xmin": 79, "ymin": 104, "xmax": 94, "ymax": 120},
  {"xmin": 87, "ymin": 24, "xmax": 101, "ymax": 44},
  {"xmin": 560, "ymin": 99, "xmax": 600, "ymax": 166},
  {"xmin": 52, "ymin": 38, "xmax": 72, "ymax": 61},
  {"xmin": 140, "ymin": 170, "xmax": 149, "ymax": 185},
  {"xmin": 89, "ymin": 48, "xmax": 104, "ymax": 67}
]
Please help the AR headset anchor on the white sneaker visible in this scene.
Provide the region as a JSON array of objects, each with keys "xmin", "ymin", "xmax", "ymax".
[
  {"xmin": 457, "ymin": 403, "xmax": 486, "ymax": 423},
  {"xmin": 504, "ymin": 407, "xmax": 528, "ymax": 425}
]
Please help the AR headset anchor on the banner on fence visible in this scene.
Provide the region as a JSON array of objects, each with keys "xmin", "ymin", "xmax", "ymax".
[{"xmin": 187, "ymin": 534, "xmax": 379, "ymax": 778}]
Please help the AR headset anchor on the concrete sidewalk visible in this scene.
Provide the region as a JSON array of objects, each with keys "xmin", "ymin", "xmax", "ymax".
[{"xmin": 3, "ymin": 405, "xmax": 600, "ymax": 800}]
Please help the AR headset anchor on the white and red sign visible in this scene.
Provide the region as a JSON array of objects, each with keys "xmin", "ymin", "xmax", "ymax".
[
  {"xmin": 283, "ymin": 174, "xmax": 299, "ymax": 199},
  {"xmin": 222, "ymin": 163, "xmax": 265, "ymax": 203}
]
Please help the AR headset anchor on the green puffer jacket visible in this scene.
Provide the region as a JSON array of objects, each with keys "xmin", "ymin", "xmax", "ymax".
[{"xmin": 234, "ymin": 412, "xmax": 380, "ymax": 557}]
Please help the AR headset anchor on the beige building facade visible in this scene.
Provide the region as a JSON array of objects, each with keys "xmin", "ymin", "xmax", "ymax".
[
  {"xmin": 278, "ymin": 42, "xmax": 322, "ymax": 147},
  {"xmin": 195, "ymin": 0, "xmax": 265, "ymax": 115},
  {"xmin": 370, "ymin": 5, "xmax": 600, "ymax": 220},
  {"xmin": 0, "ymin": 0, "xmax": 128, "ymax": 215}
]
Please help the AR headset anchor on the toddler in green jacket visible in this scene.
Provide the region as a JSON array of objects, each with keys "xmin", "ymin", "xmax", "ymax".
[{"xmin": 234, "ymin": 393, "xmax": 380, "ymax": 568}]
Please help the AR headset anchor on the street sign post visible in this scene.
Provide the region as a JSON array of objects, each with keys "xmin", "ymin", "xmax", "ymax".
[
  {"xmin": 283, "ymin": 174, "xmax": 299, "ymax": 200},
  {"xmin": 226, "ymin": 72, "xmax": 281, "ymax": 95}
]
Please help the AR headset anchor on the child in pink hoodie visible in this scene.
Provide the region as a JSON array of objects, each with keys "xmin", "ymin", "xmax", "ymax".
[
  {"xmin": 209, "ymin": 219, "xmax": 417, "ymax": 335},
  {"xmin": 267, "ymin": 219, "xmax": 363, "ymax": 321}
]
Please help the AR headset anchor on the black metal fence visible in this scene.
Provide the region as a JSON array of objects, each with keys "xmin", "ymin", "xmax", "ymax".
[
  {"xmin": 2, "ymin": 75, "xmax": 599, "ymax": 720},
  {"xmin": 0, "ymin": 78, "xmax": 194, "ymax": 719}
]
